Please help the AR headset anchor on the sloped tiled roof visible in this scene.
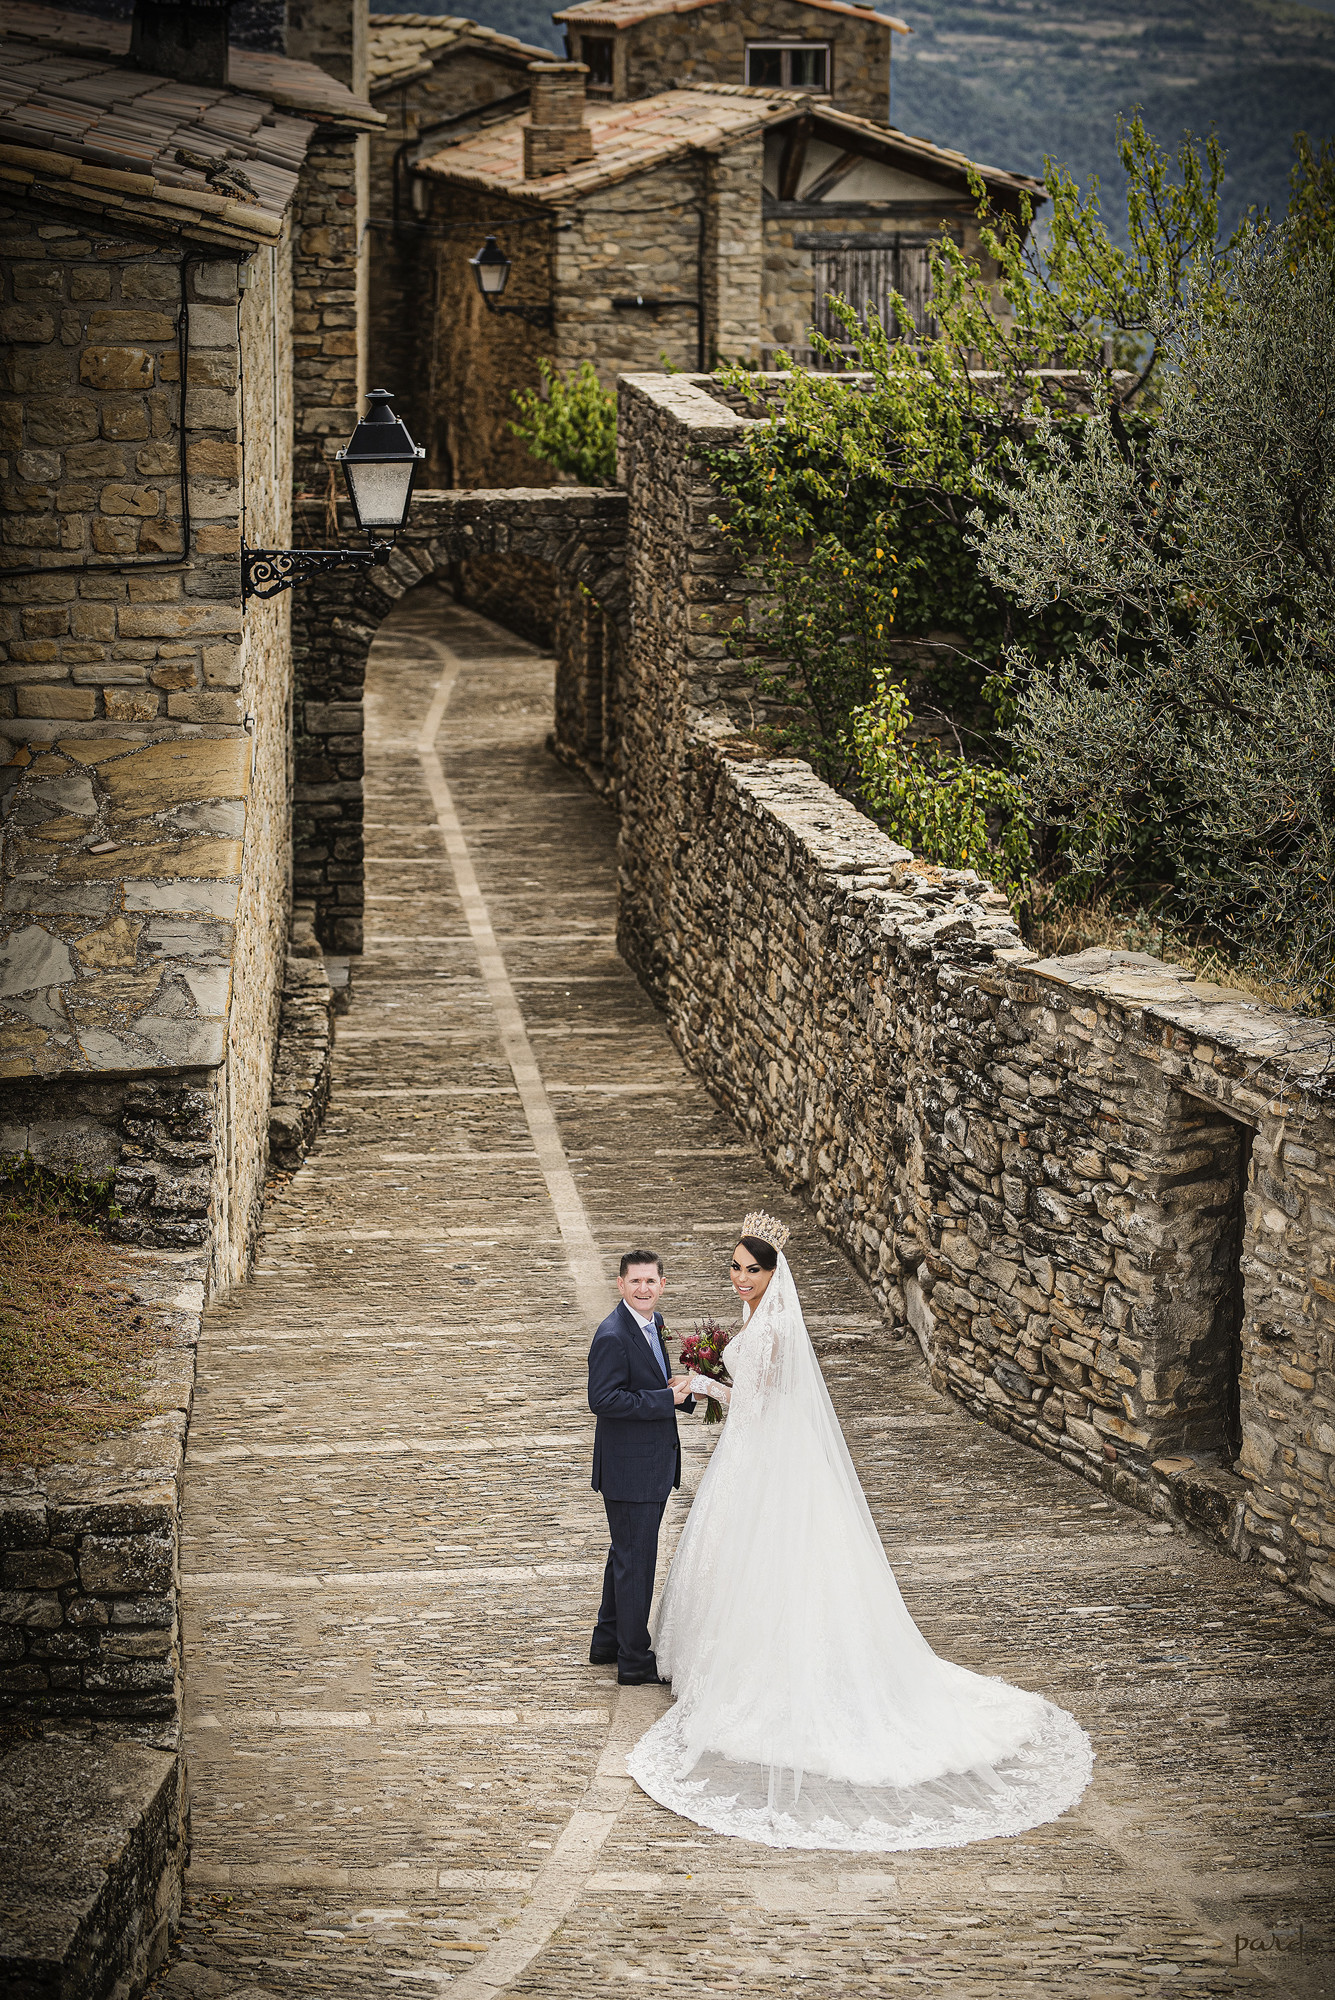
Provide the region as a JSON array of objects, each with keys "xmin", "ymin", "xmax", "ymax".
[
  {"xmin": 0, "ymin": 3, "xmax": 384, "ymax": 125},
  {"xmin": 368, "ymin": 13, "xmax": 553, "ymax": 93},
  {"xmin": 416, "ymin": 78, "xmax": 803, "ymax": 198},
  {"xmin": 806, "ymin": 97, "xmax": 1046, "ymax": 199},
  {"xmin": 416, "ymin": 79, "xmax": 1043, "ymax": 204},
  {"xmin": 554, "ymin": 0, "xmax": 910, "ymax": 33},
  {"xmin": 0, "ymin": 4, "xmax": 381, "ymax": 245}
]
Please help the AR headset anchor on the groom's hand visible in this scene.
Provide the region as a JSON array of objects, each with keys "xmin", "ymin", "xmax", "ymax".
[{"xmin": 668, "ymin": 1375, "xmax": 692, "ymax": 1405}]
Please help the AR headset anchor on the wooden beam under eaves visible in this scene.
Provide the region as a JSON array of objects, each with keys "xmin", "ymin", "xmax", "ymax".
[
  {"xmin": 799, "ymin": 149, "xmax": 862, "ymax": 203},
  {"xmin": 776, "ymin": 116, "xmax": 813, "ymax": 204}
]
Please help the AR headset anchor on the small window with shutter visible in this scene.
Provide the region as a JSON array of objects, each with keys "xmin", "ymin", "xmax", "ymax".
[{"xmin": 809, "ymin": 237, "xmax": 937, "ymax": 348}]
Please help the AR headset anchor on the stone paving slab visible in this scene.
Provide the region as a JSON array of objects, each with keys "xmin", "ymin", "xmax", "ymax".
[{"xmin": 167, "ymin": 588, "xmax": 1335, "ymax": 2000}]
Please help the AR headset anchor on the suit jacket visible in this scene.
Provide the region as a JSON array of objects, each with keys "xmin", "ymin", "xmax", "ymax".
[{"xmin": 588, "ymin": 1301, "xmax": 692, "ymax": 1503}]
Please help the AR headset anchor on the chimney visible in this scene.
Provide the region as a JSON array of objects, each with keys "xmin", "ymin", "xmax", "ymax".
[
  {"xmin": 286, "ymin": 0, "xmax": 368, "ymax": 96},
  {"xmin": 128, "ymin": 0, "xmax": 233, "ymax": 86},
  {"xmin": 523, "ymin": 61, "xmax": 595, "ymax": 179}
]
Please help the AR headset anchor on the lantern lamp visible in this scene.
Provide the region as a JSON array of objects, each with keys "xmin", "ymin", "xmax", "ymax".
[
  {"xmin": 241, "ymin": 389, "xmax": 425, "ymax": 600},
  {"xmin": 468, "ymin": 236, "xmax": 552, "ymax": 326},
  {"xmin": 335, "ymin": 389, "xmax": 425, "ymax": 537},
  {"xmin": 469, "ymin": 234, "xmax": 512, "ymax": 302}
]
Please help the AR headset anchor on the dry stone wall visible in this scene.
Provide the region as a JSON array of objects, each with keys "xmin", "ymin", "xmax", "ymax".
[
  {"xmin": 0, "ymin": 1237, "xmax": 204, "ymax": 1728},
  {"xmin": 606, "ymin": 371, "xmax": 1335, "ymax": 1609}
]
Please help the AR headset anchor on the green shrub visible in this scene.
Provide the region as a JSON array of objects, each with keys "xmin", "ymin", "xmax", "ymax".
[{"xmin": 510, "ymin": 359, "xmax": 617, "ymax": 486}]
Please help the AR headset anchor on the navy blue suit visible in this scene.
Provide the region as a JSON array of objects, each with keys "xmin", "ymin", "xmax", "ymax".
[{"xmin": 588, "ymin": 1301, "xmax": 691, "ymax": 1676}]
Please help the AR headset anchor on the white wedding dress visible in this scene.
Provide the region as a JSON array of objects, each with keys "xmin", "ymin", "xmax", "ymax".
[{"xmin": 626, "ymin": 1253, "xmax": 1093, "ymax": 1851}]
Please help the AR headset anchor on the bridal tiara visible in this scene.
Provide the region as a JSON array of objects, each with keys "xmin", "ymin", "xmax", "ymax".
[{"xmin": 741, "ymin": 1209, "xmax": 791, "ymax": 1253}]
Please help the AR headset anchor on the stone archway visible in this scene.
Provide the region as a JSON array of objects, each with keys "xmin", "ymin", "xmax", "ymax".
[{"xmin": 289, "ymin": 489, "xmax": 628, "ymax": 949}]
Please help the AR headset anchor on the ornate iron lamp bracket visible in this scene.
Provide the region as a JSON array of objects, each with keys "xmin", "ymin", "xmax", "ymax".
[{"xmin": 241, "ymin": 541, "xmax": 393, "ymax": 601}]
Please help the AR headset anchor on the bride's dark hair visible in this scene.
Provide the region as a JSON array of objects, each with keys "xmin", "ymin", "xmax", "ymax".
[{"xmin": 737, "ymin": 1234, "xmax": 779, "ymax": 1272}]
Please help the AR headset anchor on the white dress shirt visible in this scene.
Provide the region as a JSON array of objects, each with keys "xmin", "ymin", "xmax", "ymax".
[{"xmin": 627, "ymin": 1303, "xmax": 666, "ymax": 1376}]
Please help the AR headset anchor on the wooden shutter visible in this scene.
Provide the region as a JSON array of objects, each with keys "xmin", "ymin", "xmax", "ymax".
[{"xmin": 811, "ymin": 240, "xmax": 936, "ymax": 349}]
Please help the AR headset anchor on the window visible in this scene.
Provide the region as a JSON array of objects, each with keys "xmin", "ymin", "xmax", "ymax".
[
  {"xmin": 580, "ymin": 34, "xmax": 614, "ymax": 89},
  {"xmin": 746, "ymin": 42, "xmax": 829, "ymax": 91},
  {"xmin": 811, "ymin": 239, "xmax": 935, "ymax": 345}
]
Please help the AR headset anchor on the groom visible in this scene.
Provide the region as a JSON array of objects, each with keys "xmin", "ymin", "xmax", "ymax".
[{"xmin": 588, "ymin": 1250, "xmax": 694, "ymax": 1685}]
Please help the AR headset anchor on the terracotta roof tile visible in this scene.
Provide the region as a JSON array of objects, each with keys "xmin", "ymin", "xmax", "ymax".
[
  {"xmin": 0, "ymin": 4, "xmax": 382, "ymax": 241},
  {"xmin": 1, "ymin": 3, "xmax": 384, "ymax": 126},
  {"xmin": 553, "ymin": 0, "xmax": 909, "ymax": 34},
  {"xmin": 368, "ymin": 13, "xmax": 553, "ymax": 91},
  {"xmin": 416, "ymin": 80, "xmax": 798, "ymax": 198},
  {"xmin": 416, "ymin": 80, "xmax": 1043, "ymax": 202}
]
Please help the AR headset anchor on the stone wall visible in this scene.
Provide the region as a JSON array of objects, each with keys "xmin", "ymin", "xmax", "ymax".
[
  {"xmin": 1, "ymin": 1733, "xmax": 188, "ymax": 2000},
  {"xmin": 406, "ymin": 182, "xmax": 558, "ymax": 488},
  {"xmin": 603, "ymin": 370, "xmax": 1335, "ymax": 1609},
  {"xmin": 0, "ymin": 1230, "xmax": 205, "ymax": 1727},
  {"xmin": 591, "ymin": 0, "xmax": 894, "ymax": 122},
  {"xmin": 291, "ymin": 128, "xmax": 370, "ymax": 500},
  {"xmin": 1, "ymin": 217, "xmax": 296, "ymax": 1285}
]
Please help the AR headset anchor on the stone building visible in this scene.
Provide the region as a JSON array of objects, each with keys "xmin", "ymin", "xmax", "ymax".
[
  {"xmin": 367, "ymin": 11, "xmax": 557, "ymax": 464},
  {"xmin": 0, "ymin": 0, "xmax": 380, "ymax": 1282},
  {"xmin": 555, "ymin": 0, "xmax": 908, "ymax": 124},
  {"xmin": 401, "ymin": 63, "xmax": 1040, "ymax": 485}
]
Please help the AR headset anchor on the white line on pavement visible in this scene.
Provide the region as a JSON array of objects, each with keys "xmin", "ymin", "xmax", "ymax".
[
  {"xmin": 185, "ymin": 1560, "xmax": 603, "ymax": 1590},
  {"xmin": 193, "ymin": 1705, "xmax": 609, "ymax": 1731},
  {"xmin": 414, "ymin": 641, "xmax": 609, "ymax": 1325},
  {"xmin": 188, "ymin": 1431, "xmax": 583, "ymax": 1464}
]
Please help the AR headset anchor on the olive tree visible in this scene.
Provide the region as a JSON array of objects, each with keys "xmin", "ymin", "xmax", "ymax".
[{"xmin": 975, "ymin": 231, "xmax": 1335, "ymax": 998}]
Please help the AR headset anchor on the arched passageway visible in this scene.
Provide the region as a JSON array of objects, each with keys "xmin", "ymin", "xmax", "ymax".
[
  {"xmin": 289, "ymin": 490, "xmax": 628, "ymax": 951},
  {"xmin": 174, "ymin": 582, "xmax": 1332, "ymax": 1997}
]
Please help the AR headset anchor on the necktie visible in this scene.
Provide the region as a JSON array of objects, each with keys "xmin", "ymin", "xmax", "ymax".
[{"xmin": 646, "ymin": 1317, "xmax": 667, "ymax": 1381}]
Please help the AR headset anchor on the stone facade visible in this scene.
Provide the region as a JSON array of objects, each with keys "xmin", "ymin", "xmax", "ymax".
[
  {"xmin": 405, "ymin": 78, "xmax": 1039, "ymax": 484},
  {"xmin": 593, "ymin": 371, "xmax": 1335, "ymax": 1608},
  {"xmin": 291, "ymin": 129, "xmax": 371, "ymax": 499},
  {"xmin": 1, "ymin": 229, "xmax": 292, "ymax": 1286},
  {"xmin": 366, "ymin": 14, "xmax": 555, "ymax": 455},
  {"xmin": 555, "ymin": 0, "xmax": 904, "ymax": 123},
  {"xmin": 0, "ymin": 0, "xmax": 382, "ymax": 1277}
]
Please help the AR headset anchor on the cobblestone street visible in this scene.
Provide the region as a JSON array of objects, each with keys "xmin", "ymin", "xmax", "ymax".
[{"xmin": 170, "ymin": 583, "xmax": 1335, "ymax": 2000}]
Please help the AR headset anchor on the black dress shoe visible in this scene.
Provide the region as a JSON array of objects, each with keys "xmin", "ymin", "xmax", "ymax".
[
  {"xmin": 588, "ymin": 1646, "xmax": 618, "ymax": 1665},
  {"xmin": 617, "ymin": 1670, "xmax": 670, "ymax": 1686}
]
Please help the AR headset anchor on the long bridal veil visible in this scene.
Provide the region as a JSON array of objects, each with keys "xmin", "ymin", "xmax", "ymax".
[{"xmin": 626, "ymin": 1252, "xmax": 1093, "ymax": 1850}]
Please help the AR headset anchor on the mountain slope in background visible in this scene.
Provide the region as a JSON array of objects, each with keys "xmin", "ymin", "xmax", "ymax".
[
  {"xmin": 891, "ymin": 0, "xmax": 1335, "ymax": 236},
  {"xmin": 444, "ymin": 0, "xmax": 1334, "ymax": 236}
]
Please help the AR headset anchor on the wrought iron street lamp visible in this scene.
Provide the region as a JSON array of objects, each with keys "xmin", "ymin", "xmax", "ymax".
[
  {"xmin": 468, "ymin": 235, "xmax": 552, "ymax": 328},
  {"xmin": 242, "ymin": 389, "xmax": 425, "ymax": 601}
]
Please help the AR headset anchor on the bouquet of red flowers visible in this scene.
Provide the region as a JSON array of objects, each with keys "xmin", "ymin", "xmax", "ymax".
[{"xmin": 677, "ymin": 1315, "xmax": 734, "ymax": 1425}]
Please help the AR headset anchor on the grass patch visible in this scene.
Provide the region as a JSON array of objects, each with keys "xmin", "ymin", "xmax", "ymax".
[
  {"xmin": 0, "ymin": 1160, "xmax": 159, "ymax": 1470},
  {"xmin": 1023, "ymin": 894, "xmax": 1329, "ymax": 1015}
]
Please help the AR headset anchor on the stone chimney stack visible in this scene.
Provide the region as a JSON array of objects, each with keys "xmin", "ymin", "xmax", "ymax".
[
  {"xmin": 523, "ymin": 61, "xmax": 595, "ymax": 178},
  {"xmin": 287, "ymin": 0, "xmax": 368, "ymax": 94},
  {"xmin": 128, "ymin": 0, "xmax": 232, "ymax": 86}
]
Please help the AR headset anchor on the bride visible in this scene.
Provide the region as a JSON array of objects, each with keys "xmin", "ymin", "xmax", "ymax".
[{"xmin": 625, "ymin": 1210, "xmax": 1094, "ymax": 1851}]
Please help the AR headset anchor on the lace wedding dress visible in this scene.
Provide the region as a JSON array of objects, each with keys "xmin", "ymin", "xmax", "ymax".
[{"xmin": 625, "ymin": 1252, "xmax": 1093, "ymax": 1851}]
